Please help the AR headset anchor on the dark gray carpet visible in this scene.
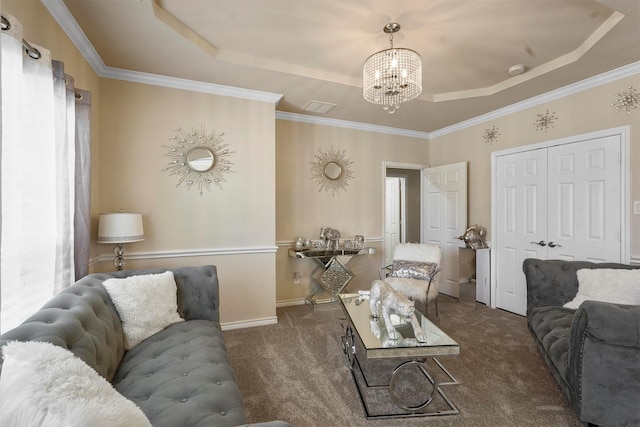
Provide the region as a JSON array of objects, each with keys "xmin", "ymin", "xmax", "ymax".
[{"xmin": 223, "ymin": 295, "xmax": 583, "ymax": 427}]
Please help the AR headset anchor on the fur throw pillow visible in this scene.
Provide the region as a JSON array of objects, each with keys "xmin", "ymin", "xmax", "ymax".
[
  {"xmin": 563, "ymin": 268, "xmax": 640, "ymax": 309},
  {"xmin": 0, "ymin": 341, "xmax": 151, "ymax": 427},
  {"xmin": 102, "ymin": 271, "xmax": 184, "ymax": 349}
]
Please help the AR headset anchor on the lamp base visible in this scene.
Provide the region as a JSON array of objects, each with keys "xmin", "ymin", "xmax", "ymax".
[{"xmin": 114, "ymin": 243, "xmax": 126, "ymax": 271}]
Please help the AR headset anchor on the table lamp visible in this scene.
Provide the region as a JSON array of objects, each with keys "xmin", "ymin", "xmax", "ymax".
[{"xmin": 97, "ymin": 212, "xmax": 144, "ymax": 270}]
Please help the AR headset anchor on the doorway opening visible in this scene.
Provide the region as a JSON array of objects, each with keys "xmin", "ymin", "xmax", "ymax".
[{"xmin": 384, "ymin": 168, "xmax": 422, "ymax": 267}]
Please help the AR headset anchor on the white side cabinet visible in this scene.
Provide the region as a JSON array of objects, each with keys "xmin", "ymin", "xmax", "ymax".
[{"xmin": 476, "ymin": 248, "xmax": 491, "ymax": 305}]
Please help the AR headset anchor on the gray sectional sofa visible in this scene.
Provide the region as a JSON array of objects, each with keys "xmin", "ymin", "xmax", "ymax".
[
  {"xmin": 0, "ymin": 265, "xmax": 291, "ymax": 427},
  {"xmin": 523, "ymin": 258, "xmax": 640, "ymax": 427}
]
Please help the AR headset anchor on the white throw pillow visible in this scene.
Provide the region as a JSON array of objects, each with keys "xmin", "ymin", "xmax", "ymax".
[
  {"xmin": 563, "ymin": 268, "xmax": 640, "ymax": 309},
  {"xmin": 102, "ymin": 271, "xmax": 184, "ymax": 349},
  {"xmin": 0, "ymin": 341, "xmax": 151, "ymax": 427}
]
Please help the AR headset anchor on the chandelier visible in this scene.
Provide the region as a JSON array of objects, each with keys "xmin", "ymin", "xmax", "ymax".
[{"xmin": 363, "ymin": 22, "xmax": 422, "ymax": 114}]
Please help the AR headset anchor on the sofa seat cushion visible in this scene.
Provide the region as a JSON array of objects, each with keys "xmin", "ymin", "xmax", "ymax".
[
  {"xmin": 112, "ymin": 320, "xmax": 247, "ymax": 427},
  {"xmin": 527, "ymin": 306, "xmax": 575, "ymax": 384}
]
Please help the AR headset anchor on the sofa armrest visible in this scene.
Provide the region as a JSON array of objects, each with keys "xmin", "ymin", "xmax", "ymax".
[
  {"xmin": 573, "ymin": 300, "xmax": 640, "ymax": 347},
  {"xmin": 568, "ymin": 300, "xmax": 640, "ymax": 426}
]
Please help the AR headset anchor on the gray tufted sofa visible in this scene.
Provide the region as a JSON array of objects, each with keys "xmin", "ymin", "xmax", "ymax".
[
  {"xmin": 0, "ymin": 265, "xmax": 291, "ymax": 427},
  {"xmin": 523, "ymin": 258, "xmax": 640, "ymax": 427}
]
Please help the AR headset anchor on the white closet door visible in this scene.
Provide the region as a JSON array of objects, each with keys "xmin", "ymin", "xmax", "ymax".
[
  {"xmin": 495, "ymin": 148, "xmax": 548, "ymax": 316},
  {"xmin": 546, "ymin": 136, "xmax": 621, "ymax": 262},
  {"xmin": 494, "ymin": 133, "xmax": 623, "ymax": 316}
]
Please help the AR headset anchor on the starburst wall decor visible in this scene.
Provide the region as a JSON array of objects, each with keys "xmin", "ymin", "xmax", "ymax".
[
  {"xmin": 483, "ymin": 126, "xmax": 500, "ymax": 145},
  {"xmin": 310, "ymin": 147, "xmax": 354, "ymax": 196},
  {"xmin": 162, "ymin": 126, "xmax": 235, "ymax": 195},
  {"xmin": 534, "ymin": 110, "xmax": 558, "ymax": 132},
  {"xmin": 612, "ymin": 86, "xmax": 638, "ymax": 114}
]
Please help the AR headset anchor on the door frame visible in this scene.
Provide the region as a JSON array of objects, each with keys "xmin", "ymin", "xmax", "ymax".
[
  {"xmin": 490, "ymin": 126, "xmax": 631, "ymax": 309},
  {"xmin": 382, "ymin": 161, "xmax": 427, "ymax": 267}
]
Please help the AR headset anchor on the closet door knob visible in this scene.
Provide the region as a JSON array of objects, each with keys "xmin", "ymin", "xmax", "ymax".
[
  {"xmin": 548, "ymin": 241, "xmax": 562, "ymax": 248},
  {"xmin": 530, "ymin": 240, "xmax": 546, "ymax": 247}
]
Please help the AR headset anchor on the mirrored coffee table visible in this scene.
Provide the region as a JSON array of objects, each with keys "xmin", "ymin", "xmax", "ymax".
[{"xmin": 338, "ymin": 292, "xmax": 460, "ymax": 419}]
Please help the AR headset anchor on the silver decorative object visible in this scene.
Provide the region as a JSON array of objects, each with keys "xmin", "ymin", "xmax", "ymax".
[
  {"xmin": 483, "ymin": 126, "xmax": 500, "ymax": 145},
  {"xmin": 310, "ymin": 147, "xmax": 354, "ymax": 196},
  {"xmin": 534, "ymin": 110, "xmax": 557, "ymax": 132},
  {"xmin": 457, "ymin": 224, "xmax": 488, "ymax": 249},
  {"xmin": 163, "ymin": 125, "xmax": 235, "ymax": 195},
  {"xmin": 612, "ymin": 86, "xmax": 638, "ymax": 114},
  {"xmin": 369, "ymin": 280, "xmax": 426, "ymax": 342}
]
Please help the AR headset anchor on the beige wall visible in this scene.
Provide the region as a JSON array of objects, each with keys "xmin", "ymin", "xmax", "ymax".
[
  {"xmin": 95, "ymin": 79, "xmax": 278, "ymax": 325},
  {"xmin": 429, "ymin": 75, "xmax": 640, "ymax": 258},
  {"xmin": 275, "ymin": 120, "xmax": 429, "ymax": 303}
]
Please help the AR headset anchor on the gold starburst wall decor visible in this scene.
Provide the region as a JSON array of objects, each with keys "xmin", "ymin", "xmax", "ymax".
[
  {"xmin": 310, "ymin": 147, "xmax": 354, "ymax": 196},
  {"xmin": 163, "ymin": 126, "xmax": 235, "ymax": 195},
  {"xmin": 534, "ymin": 110, "xmax": 558, "ymax": 132},
  {"xmin": 612, "ymin": 86, "xmax": 638, "ymax": 114},
  {"xmin": 483, "ymin": 126, "xmax": 500, "ymax": 145}
]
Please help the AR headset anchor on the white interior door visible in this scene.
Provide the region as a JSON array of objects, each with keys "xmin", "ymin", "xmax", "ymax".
[
  {"xmin": 384, "ymin": 177, "xmax": 402, "ymax": 267},
  {"xmin": 546, "ymin": 137, "xmax": 621, "ymax": 262},
  {"xmin": 422, "ymin": 162, "xmax": 467, "ymax": 298},
  {"xmin": 494, "ymin": 132, "xmax": 623, "ymax": 316},
  {"xmin": 495, "ymin": 148, "xmax": 548, "ymax": 316}
]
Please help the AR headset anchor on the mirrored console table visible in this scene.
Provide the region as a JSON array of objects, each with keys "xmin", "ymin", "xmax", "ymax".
[{"xmin": 289, "ymin": 247, "xmax": 376, "ymax": 306}]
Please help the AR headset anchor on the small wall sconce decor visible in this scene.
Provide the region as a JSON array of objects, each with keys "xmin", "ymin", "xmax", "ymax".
[
  {"xmin": 534, "ymin": 110, "xmax": 558, "ymax": 132},
  {"xmin": 612, "ymin": 86, "xmax": 638, "ymax": 113},
  {"xmin": 310, "ymin": 146, "xmax": 354, "ymax": 196},
  {"xmin": 163, "ymin": 126, "xmax": 235, "ymax": 195},
  {"xmin": 97, "ymin": 212, "xmax": 144, "ymax": 270},
  {"xmin": 483, "ymin": 126, "xmax": 500, "ymax": 145}
]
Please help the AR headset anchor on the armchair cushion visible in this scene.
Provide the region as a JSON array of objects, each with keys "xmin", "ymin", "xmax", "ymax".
[{"xmin": 390, "ymin": 260, "xmax": 437, "ymax": 281}]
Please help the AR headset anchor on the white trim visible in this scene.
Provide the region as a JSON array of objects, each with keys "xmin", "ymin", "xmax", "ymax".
[
  {"xmin": 102, "ymin": 67, "xmax": 283, "ymax": 104},
  {"xmin": 275, "ymin": 111, "xmax": 430, "ymax": 140},
  {"xmin": 431, "ymin": 61, "xmax": 640, "ymax": 138},
  {"xmin": 221, "ymin": 316, "xmax": 278, "ymax": 331},
  {"xmin": 94, "ymin": 245, "xmax": 278, "ymax": 263},
  {"xmin": 276, "ymin": 298, "xmax": 307, "ymax": 308},
  {"xmin": 490, "ymin": 126, "xmax": 631, "ymax": 308}
]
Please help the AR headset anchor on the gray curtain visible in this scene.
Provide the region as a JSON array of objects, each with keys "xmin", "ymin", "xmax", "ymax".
[{"xmin": 74, "ymin": 88, "xmax": 91, "ymax": 280}]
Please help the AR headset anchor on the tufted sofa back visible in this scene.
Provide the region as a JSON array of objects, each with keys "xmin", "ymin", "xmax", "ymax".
[
  {"xmin": 523, "ymin": 258, "xmax": 640, "ymax": 310},
  {"xmin": 0, "ymin": 265, "xmax": 219, "ymax": 382},
  {"xmin": 0, "ymin": 278, "xmax": 125, "ymax": 381}
]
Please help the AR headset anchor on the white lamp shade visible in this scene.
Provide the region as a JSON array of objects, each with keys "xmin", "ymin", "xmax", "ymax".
[{"xmin": 97, "ymin": 213, "xmax": 144, "ymax": 244}]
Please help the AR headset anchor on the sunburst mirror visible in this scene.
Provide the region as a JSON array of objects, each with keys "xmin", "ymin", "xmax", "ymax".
[
  {"xmin": 162, "ymin": 126, "xmax": 235, "ymax": 195},
  {"xmin": 310, "ymin": 147, "xmax": 354, "ymax": 196}
]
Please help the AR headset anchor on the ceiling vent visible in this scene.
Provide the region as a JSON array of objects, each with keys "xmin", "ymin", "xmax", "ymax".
[{"xmin": 303, "ymin": 100, "xmax": 337, "ymax": 114}]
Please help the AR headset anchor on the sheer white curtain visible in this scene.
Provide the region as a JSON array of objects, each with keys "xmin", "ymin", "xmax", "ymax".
[{"xmin": 0, "ymin": 13, "xmax": 91, "ymax": 333}]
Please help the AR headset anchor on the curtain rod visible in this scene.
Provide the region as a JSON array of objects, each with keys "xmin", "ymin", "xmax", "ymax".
[{"xmin": 1, "ymin": 15, "xmax": 42, "ymax": 60}]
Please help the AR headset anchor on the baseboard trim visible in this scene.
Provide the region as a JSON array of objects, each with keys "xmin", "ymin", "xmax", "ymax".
[
  {"xmin": 221, "ymin": 316, "xmax": 278, "ymax": 331},
  {"xmin": 276, "ymin": 298, "xmax": 307, "ymax": 307}
]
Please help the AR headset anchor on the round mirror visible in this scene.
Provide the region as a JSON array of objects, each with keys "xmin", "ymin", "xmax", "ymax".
[
  {"xmin": 186, "ymin": 147, "xmax": 215, "ymax": 172},
  {"xmin": 324, "ymin": 161, "xmax": 342, "ymax": 180}
]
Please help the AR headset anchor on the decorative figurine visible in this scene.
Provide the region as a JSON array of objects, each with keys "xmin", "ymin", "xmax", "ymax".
[
  {"xmin": 369, "ymin": 280, "xmax": 426, "ymax": 342},
  {"xmin": 457, "ymin": 224, "xmax": 488, "ymax": 249}
]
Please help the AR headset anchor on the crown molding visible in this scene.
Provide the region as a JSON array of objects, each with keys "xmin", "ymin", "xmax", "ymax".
[
  {"xmin": 41, "ymin": 0, "xmax": 283, "ymax": 105},
  {"xmin": 275, "ymin": 112, "xmax": 431, "ymax": 140},
  {"xmin": 430, "ymin": 61, "xmax": 640, "ymax": 138}
]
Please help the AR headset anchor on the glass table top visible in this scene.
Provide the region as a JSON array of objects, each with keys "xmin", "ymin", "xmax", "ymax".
[{"xmin": 339, "ymin": 293, "xmax": 459, "ymax": 359}]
